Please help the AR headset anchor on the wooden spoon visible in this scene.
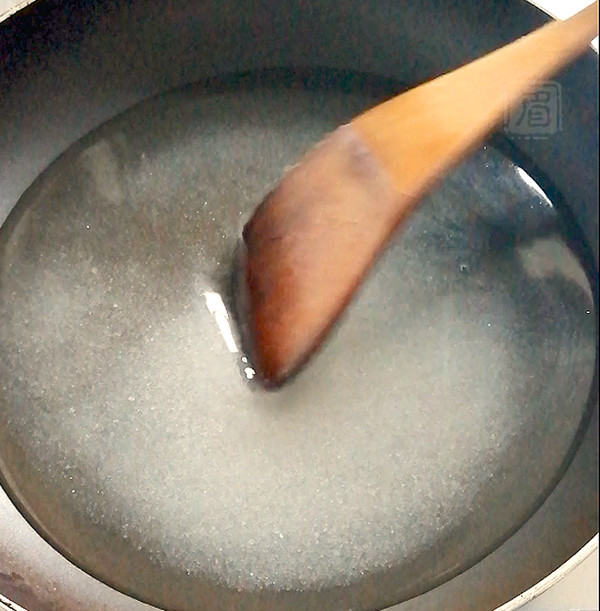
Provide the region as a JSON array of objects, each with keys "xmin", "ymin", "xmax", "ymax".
[{"xmin": 238, "ymin": 2, "xmax": 599, "ymax": 387}]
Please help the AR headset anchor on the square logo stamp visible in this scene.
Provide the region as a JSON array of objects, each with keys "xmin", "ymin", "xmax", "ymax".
[{"xmin": 503, "ymin": 81, "xmax": 562, "ymax": 139}]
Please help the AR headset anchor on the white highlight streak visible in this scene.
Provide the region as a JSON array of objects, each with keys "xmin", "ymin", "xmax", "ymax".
[{"xmin": 204, "ymin": 292, "xmax": 239, "ymax": 353}]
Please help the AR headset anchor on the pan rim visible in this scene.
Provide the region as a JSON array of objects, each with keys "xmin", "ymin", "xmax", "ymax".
[{"xmin": 0, "ymin": 1, "xmax": 597, "ymax": 610}]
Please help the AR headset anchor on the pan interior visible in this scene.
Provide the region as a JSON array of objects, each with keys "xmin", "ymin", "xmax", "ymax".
[{"xmin": 0, "ymin": 71, "xmax": 596, "ymax": 611}]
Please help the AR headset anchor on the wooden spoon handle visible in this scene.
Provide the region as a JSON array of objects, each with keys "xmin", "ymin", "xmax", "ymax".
[{"xmin": 354, "ymin": 1, "xmax": 598, "ymax": 207}]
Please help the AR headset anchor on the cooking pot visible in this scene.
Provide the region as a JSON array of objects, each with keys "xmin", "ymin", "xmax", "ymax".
[{"xmin": 0, "ymin": 1, "xmax": 597, "ymax": 610}]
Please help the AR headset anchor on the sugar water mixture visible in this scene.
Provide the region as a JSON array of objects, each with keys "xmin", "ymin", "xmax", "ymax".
[{"xmin": 0, "ymin": 74, "xmax": 596, "ymax": 611}]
